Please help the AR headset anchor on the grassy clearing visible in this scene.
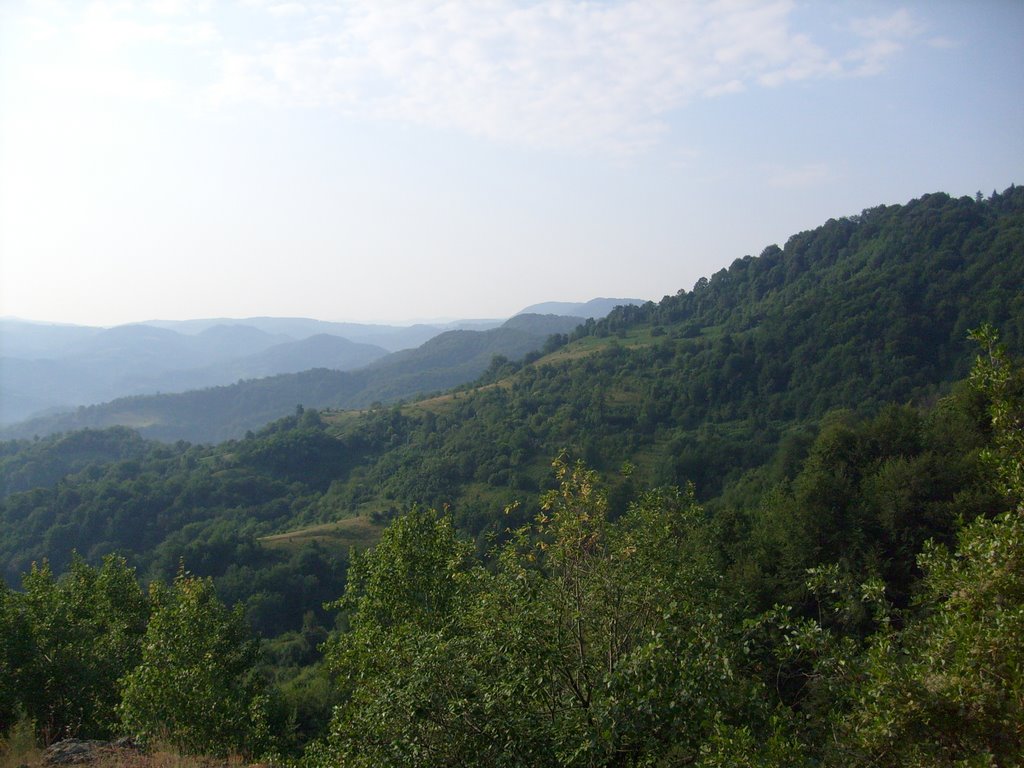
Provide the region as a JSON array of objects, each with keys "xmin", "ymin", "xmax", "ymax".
[
  {"xmin": 405, "ymin": 379, "xmax": 513, "ymax": 413},
  {"xmin": 104, "ymin": 413, "xmax": 161, "ymax": 429},
  {"xmin": 259, "ymin": 515, "xmax": 383, "ymax": 553},
  {"xmin": 319, "ymin": 408, "xmax": 365, "ymax": 428},
  {"xmin": 541, "ymin": 332, "xmax": 654, "ymax": 364},
  {"xmin": 403, "ymin": 391, "xmax": 467, "ymax": 412}
]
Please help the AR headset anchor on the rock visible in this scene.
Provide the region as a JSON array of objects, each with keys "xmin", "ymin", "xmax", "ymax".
[{"xmin": 42, "ymin": 740, "xmax": 105, "ymax": 766}]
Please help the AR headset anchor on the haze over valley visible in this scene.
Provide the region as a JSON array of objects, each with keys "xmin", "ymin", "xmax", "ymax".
[{"xmin": 0, "ymin": 299, "xmax": 640, "ymax": 432}]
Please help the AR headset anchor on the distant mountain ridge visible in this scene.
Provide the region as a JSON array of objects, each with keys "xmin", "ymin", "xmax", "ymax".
[
  {"xmin": 139, "ymin": 317, "xmax": 500, "ymax": 352},
  {"xmin": 0, "ymin": 302, "xmax": 614, "ymax": 426},
  {"xmin": 0, "ymin": 322, "xmax": 388, "ymax": 425},
  {"xmin": 516, "ymin": 298, "xmax": 646, "ymax": 317},
  {"xmin": 0, "ymin": 314, "xmax": 588, "ymax": 442}
]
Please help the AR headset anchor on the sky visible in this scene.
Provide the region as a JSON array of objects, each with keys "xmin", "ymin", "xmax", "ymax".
[{"xmin": 1, "ymin": 1, "xmax": 1022, "ymax": 327}]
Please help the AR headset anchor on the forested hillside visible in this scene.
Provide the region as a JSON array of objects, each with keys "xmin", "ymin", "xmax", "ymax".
[
  {"xmin": 1, "ymin": 188, "xmax": 1021, "ymax": 595},
  {"xmin": 0, "ymin": 188, "xmax": 1022, "ymax": 765}
]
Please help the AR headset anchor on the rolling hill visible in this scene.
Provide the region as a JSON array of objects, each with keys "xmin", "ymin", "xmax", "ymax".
[{"xmin": 1, "ymin": 187, "xmax": 1020, "ymax": 604}]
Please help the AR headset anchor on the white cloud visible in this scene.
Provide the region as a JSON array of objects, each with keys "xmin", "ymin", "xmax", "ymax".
[
  {"xmin": 205, "ymin": 1, "xmax": 928, "ymax": 154},
  {"xmin": 147, "ymin": 0, "xmax": 212, "ymax": 16},
  {"xmin": 845, "ymin": 8, "xmax": 923, "ymax": 76},
  {"xmin": 849, "ymin": 8, "xmax": 921, "ymax": 41},
  {"xmin": 7, "ymin": 1, "xmax": 929, "ymax": 155},
  {"xmin": 267, "ymin": 3, "xmax": 307, "ymax": 18}
]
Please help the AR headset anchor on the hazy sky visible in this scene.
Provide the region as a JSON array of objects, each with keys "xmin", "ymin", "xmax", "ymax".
[{"xmin": 1, "ymin": 1, "xmax": 1022, "ymax": 326}]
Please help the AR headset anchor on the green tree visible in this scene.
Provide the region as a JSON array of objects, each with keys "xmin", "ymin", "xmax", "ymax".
[
  {"xmin": 0, "ymin": 583, "xmax": 25, "ymax": 736},
  {"xmin": 118, "ymin": 570, "xmax": 270, "ymax": 757},
  {"xmin": 314, "ymin": 507, "xmax": 481, "ymax": 766},
  {"xmin": 14, "ymin": 555, "xmax": 146, "ymax": 743},
  {"xmin": 315, "ymin": 459, "xmax": 805, "ymax": 767},
  {"xmin": 833, "ymin": 328, "xmax": 1024, "ymax": 766},
  {"xmin": 760, "ymin": 329, "xmax": 1024, "ymax": 765}
]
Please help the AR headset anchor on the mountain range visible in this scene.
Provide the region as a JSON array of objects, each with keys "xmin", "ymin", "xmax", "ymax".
[{"xmin": 0, "ymin": 301, "xmax": 643, "ymax": 431}]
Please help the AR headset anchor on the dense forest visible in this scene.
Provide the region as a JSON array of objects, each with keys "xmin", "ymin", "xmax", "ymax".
[{"xmin": 1, "ymin": 188, "xmax": 1022, "ymax": 765}]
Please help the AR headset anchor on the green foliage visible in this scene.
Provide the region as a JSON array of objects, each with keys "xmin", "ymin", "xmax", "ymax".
[
  {"xmin": 118, "ymin": 571, "xmax": 270, "ymax": 758},
  {"xmin": 837, "ymin": 510, "xmax": 1024, "ymax": 766},
  {"xmin": 969, "ymin": 323, "xmax": 1024, "ymax": 503},
  {"xmin": 720, "ymin": 390, "xmax": 999, "ymax": 622},
  {"xmin": 11, "ymin": 555, "xmax": 147, "ymax": 743},
  {"xmin": 315, "ymin": 459, "xmax": 805, "ymax": 767},
  {"xmin": 742, "ymin": 328, "xmax": 1024, "ymax": 766},
  {"xmin": 0, "ymin": 427, "xmax": 149, "ymax": 499},
  {"xmin": 832, "ymin": 328, "xmax": 1024, "ymax": 766},
  {"xmin": 332, "ymin": 506, "xmax": 473, "ymax": 632},
  {"xmin": 0, "ymin": 417, "xmax": 350, "ymax": 638},
  {"xmin": 314, "ymin": 507, "xmax": 478, "ymax": 766},
  {"xmin": 267, "ymin": 661, "xmax": 339, "ymax": 754},
  {"xmin": 0, "ymin": 585, "xmax": 21, "ymax": 736}
]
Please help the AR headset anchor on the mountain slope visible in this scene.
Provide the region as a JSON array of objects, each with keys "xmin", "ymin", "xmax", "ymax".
[
  {"xmin": 0, "ymin": 316, "xmax": 580, "ymax": 442},
  {"xmin": 315, "ymin": 187, "xmax": 1024, "ymax": 519},
  {"xmin": 147, "ymin": 334, "xmax": 389, "ymax": 393},
  {"xmin": 0, "ymin": 309, "xmax": 619, "ymax": 427},
  {"xmin": 0, "ymin": 319, "xmax": 104, "ymax": 358},
  {"xmin": 1, "ymin": 186, "xmax": 1021, "ymax": 635},
  {"xmin": 235, "ymin": 334, "xmax": 388, "ymax": 376},
  {"xmin": 0, "ymin": 319, "xmax": 427, "ymax": 425},
  {"xmin": 0, "ymin": 323, "xmax": 290, "ymax": 424}
]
